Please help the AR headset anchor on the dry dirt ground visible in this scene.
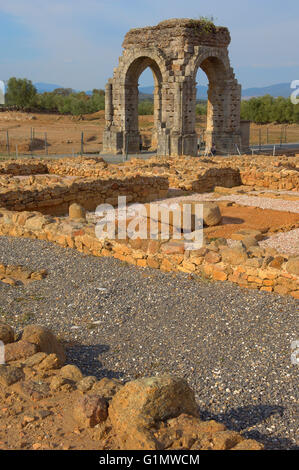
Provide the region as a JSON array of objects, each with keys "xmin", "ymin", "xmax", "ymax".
[
  {"xmin": 0, "ymin": 383, "xmax": 109, "ymax": 450},
  {"xmin": 1, "ymin": 111, "xmax": 299, "ymax": 156},
  {"xmin": 202, "ymin": 204, "xmax": 299, "ymax": 240}
]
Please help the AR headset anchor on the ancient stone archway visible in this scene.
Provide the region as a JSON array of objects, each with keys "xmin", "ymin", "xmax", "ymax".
[{"xmin": 103, "ymin": 19, "xmax": 246, "ymax": 156}]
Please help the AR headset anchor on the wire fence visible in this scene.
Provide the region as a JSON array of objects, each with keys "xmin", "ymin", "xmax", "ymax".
[
  {"xmin": 0, "ymin": 124, "xmax": 299, "ymax": 160},
  {"xmin": 249, "ymin": 125, "xmax": 299, "ymax": 147},
  {"xmin": 0, "ymin": 127, "xmax": 102, "ymax": 158}
]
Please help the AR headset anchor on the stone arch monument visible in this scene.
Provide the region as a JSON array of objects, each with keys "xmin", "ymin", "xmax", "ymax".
[{"xmin": 103, "ymin": 18, "xmax": 248, "ymax": 156}]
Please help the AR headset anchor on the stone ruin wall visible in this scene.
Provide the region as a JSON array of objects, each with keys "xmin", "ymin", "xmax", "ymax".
[
  {"xmin": 0, "ymin": 204, "xmax": 298, "ymax": 299},
  {"xmin": 0, "ymin": 156, "xmax": 298, "ymax": 298},
  {"xmin": 0, "ymin": 156, "xmax": 298, "ymax": 216},
  {"xmin": 103, "ymin": 19, "xmax": 244, "ymax": 157}
]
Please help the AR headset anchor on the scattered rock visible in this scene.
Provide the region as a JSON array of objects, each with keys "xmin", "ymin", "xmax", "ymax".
[
  {"xmin": 77, "ymin": 376, "xmax": 97, "ymax": 392},
  {"xmin": 1, "ymin": 278, "xmax": 16, "ymax": 286},
  {"xmin": 232, "ymin": 439, "xmax": 264, "ymax": 450},
  {"xmin": 109, "ymin": 374, "xmax": 199, "ymax": 449},
  {"xmin": 241, "ymin": 236, "xmax": 259, "ymax": 249},
  {"xmin": 269, "ymin": 256, "xmax": 285, "ymax": 269},
  {"xmin": 0, "ymin": 365, "xmax": 25, "ymax": 386},
  {"xmin": 60, "ymin": 364, "xmax": 83, "ymax": 382},
  {"xmin": 92, "ymin": 377, "xmax": 123, "ymax": 401},
  {"xmin": 286, "ymin": 257, "xmax": 299, "ymax": 276},
  {"xmin": 4, "ymin": 340, "xmax": 37, "ymax": 362},
  {"xmin": 73, "ymin": 395, "xmax": 108, "ymax": 428},
  {"xmin": 21, "ymin": 325, "xmax": 66, "ymax": 366},
  {"xmin": 204, "ymin": 251, "xmax": 221, "ymax": 264},
  {"xmin": 37, "ymin": 353, "xmax": 60, "ymax": 371},
  {"xmin": 19, "ymin": 380, "xmax": 50, "ymax": 401},
  {"xmin": 211, "ymin": 430, "xmax": 244, "ymax": 450},
  {"xmin": 0, "ymin": 323, "xmax": 15, "ymax": 345},
  {"xmin": 220, "ymin": 247, "xmax": 248, "ymax": 265},
  {"xmin": 50, "ymin": 375, "xmax": 72, "ymax": 392},
  {"xmin": 23, "ymin": 352, "xmax": 48, "ymax": 368},
  {"xmin": 231, "ymin": 229, "xmax": 263, "ymax": 242}
]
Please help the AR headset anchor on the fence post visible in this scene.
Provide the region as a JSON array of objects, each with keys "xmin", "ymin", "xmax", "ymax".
[
  {"xmin": 126, "ymin": 133, "xmax": 129, "ymax": 161},
  {"xmin": 81, "ymin": 132, "xmax": 84, "ymax": 155},
  {"xmin": 30, "ymin": 128, "xmax": 33, "ymax": 155},
  {"xmin": 16, "ymin": 144, "xmax": 18, "ymax": 159},
  {"xmin": 6, "ymin": 130, "xmax": 10, "ymax": 156},
  {"xmin": 44, "ymin": 132, "xmax": 48, "ymax": 155},
  {"xmin": 259, "ymin": 128, "xmax": 261, "ymax": 151}
]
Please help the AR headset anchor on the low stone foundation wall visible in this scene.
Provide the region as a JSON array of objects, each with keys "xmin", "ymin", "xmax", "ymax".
[
  {"xmin": 211, "ymin": 155, "xmax": 299, "ymax": 191},
  {"xmin": 240, "ymin": 168, "xmax": 299, "ymax": 191},
  {"xmin": 0, "ymin": 155, "xmax": 298, "ymax": 193},
  {"xmin": 0, "ymin": 161, "xmax": 48, "ymax": 176},
  {"xmin": 0, "ymin": 175, "xmax": 169, "ymax": 215},
  {"xmin": 0, "ymin": 207, "xmax": 298, "ymax": 298}
]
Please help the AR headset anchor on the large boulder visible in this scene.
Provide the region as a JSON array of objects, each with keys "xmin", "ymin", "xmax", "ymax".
[
  {"xmin": 109, "ymin": 374, "xmax": 199, "ymax": 450},
  {"xmin": 0, "ymin": 323, "xmax": 15, "ymax": 345},
  {"xmin": 21, "ymin": 325, "xmax": 66, "ymax": 366}
]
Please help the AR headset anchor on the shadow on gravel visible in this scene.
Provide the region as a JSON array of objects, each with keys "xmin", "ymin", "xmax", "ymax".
[
  {"xmin": 65, "ymin": 343, "xmax": 125, "ymax": 380},
  {"xmin": 200, "ymin": 404, "xmax": 298, "ymax": 450}
]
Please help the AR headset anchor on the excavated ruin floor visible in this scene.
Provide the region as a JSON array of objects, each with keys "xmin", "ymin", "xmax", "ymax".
[
  {"xmin": 86, "ymin": 191, "xmax": 299, "ymax": 255},
  {"xmin": 147, "ymin": 191, "xmax": 299, "ymax": 255},
  {"xmin": 0, "ymin": 236, "xmax": 298, "ymax": 450}
]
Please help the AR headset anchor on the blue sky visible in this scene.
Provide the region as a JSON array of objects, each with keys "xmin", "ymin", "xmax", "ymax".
[{"xmin": 0, "ymin": 0, "xmax": 298, "ymax": 90}]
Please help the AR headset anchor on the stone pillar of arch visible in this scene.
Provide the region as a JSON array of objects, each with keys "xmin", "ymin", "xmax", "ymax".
[{"xmin": 102, "ymin": 19, "xmax": 244, "ymax": 156}]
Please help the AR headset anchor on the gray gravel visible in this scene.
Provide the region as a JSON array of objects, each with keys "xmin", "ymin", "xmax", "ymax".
[
  {"xmin": 259, "ymin": 228, "xmax": 299, "ymax": 256},
  {"xmin": 0, "ymin": 236, "xmax": 298, "ymax": 450},
  {"xmin": 152, "ymin": 191, "xmax": 299, "ymax": 214}
]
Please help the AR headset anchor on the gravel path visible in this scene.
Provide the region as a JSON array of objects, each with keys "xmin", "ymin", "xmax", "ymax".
[
  {"xmin": 259, "ymin": 229, "xmax": 299, "ymax": 256},
  {"xmin": 156, "ymin": 192, "xmax": 299, "ymax": 214},
  {"xmin": 0, "ymin": 236, "xmax": 298, "ymax": 450}
]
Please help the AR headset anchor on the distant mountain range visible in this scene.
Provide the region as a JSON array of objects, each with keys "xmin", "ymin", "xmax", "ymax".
[
  {"xmin": 140, "ymin": 83, "xmax": 293, "ymax": 100},
  {"xmin": 34, "ymin": 82, "xmax": 293, "ymax": 100},
  {"xmin": 34, "ymin": 82, "xmax": 64, "ymax": 93},
  {"xmin": 34, "ymin": 82, "xmax": 93, "ymax": 95}
]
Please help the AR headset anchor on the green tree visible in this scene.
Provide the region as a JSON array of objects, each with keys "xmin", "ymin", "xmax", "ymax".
[
  {"xmin": 138, "ymin": 100, "xmax": 154, "ymax": 115},
  {"xmin": 241, "ymin": 95, "xmax": 299, "ymax": 124},
  {"xmin": 5, "ymin": 77, "xmax": 37, "ymax": 108},
  {"xmin": 52, "ymin": 87, "xmax": 73, "ymax": 96},
  {"xmin": 92, "ymin": 89, "xmax": 105, "ymax": 96},
  {"xmin": 196, "ymin": 102, "xmax": 207, "ymax": 115}
]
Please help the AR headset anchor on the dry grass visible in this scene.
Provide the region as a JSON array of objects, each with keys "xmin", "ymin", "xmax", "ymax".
[{"xmin": 0, "ymin": 111, "xmax": 298, "ymax": 157}]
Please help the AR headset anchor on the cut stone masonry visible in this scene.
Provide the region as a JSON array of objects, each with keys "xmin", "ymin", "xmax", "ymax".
[{"xmin": 103, "ymin": 18, "xmax": 245, "ymax": 156}]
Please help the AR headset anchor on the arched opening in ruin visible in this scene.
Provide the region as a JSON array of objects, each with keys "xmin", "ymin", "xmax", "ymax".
[
  {"xmin": 194, "ymin": 68, "xmax": 209, "ymax": 153},
  {"xmin": 124, "ymin": 56, "xmax": 163, "ymax": 154},
  {"xmin": 194, "ymin": 56, "xmax": 230, "ymax": 155}
]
